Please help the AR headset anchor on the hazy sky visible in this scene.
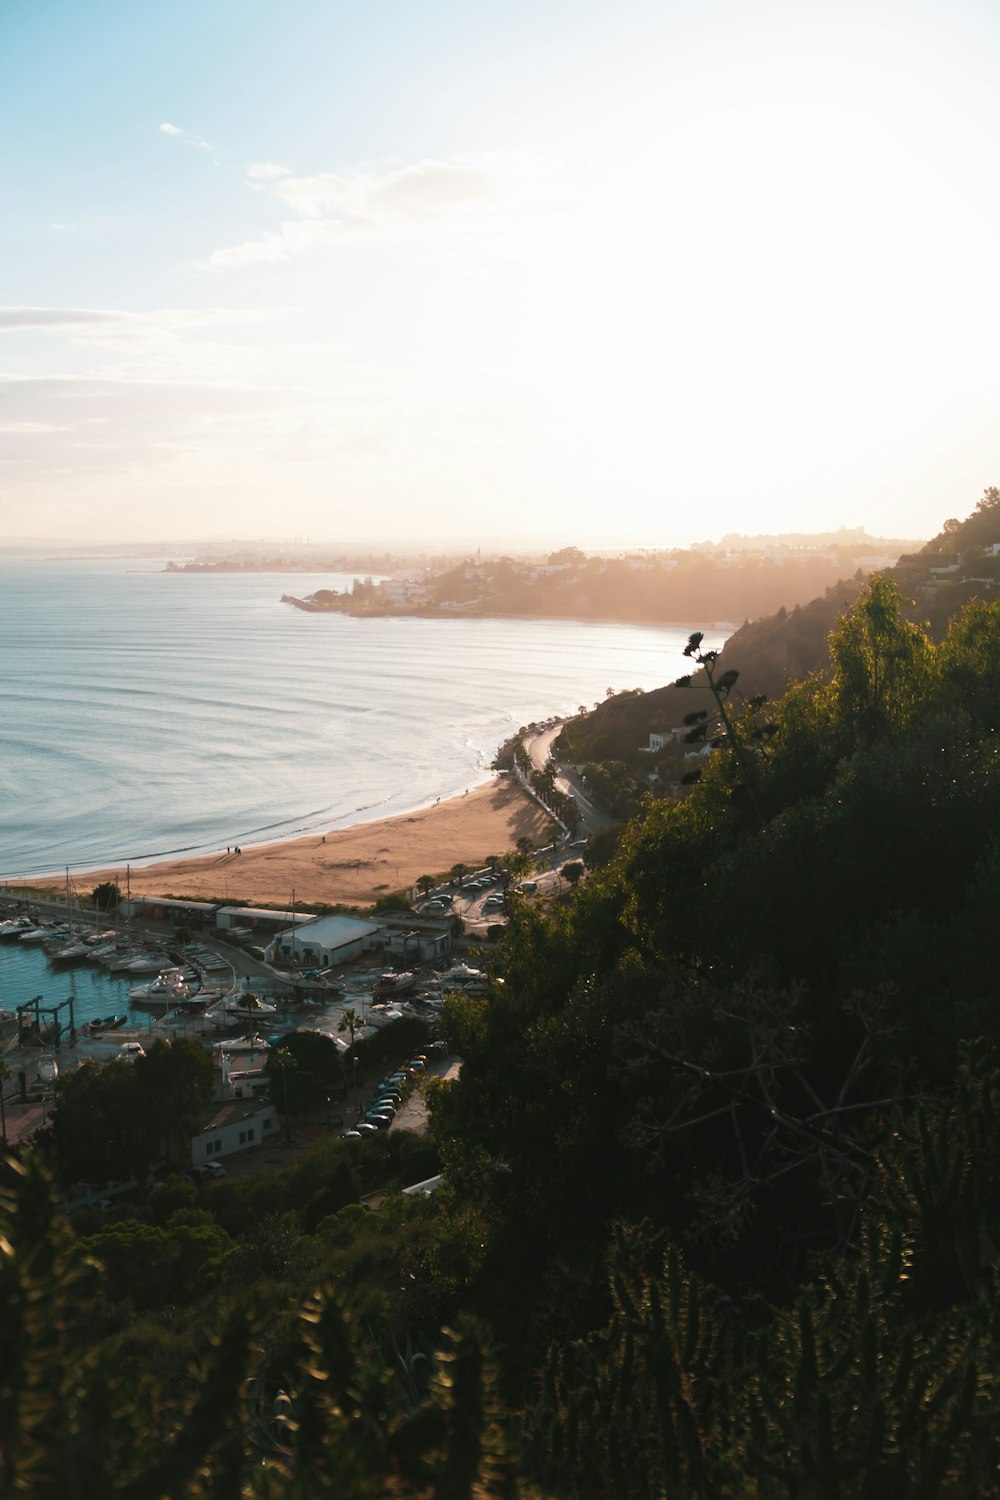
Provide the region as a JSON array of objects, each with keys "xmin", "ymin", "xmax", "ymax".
[{"xmin": 4, "ymin": 0, "xmax": 1000, "ymax": 547}]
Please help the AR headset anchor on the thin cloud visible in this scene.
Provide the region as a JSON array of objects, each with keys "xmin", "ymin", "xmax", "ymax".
[
  {"xmin": 203, "ymin": 154, "xmax": 536, "ymax": 270},
  {"xmin": 0, "ymin": 307, "xmax": 125, "ymax": 329},
  {"xmin": 247, "ymin": 163, "xmax": 290, "ymax": 179},
  {"xmin": 159, "ymin": 120, "xmax": 214, "ymax": 153}
]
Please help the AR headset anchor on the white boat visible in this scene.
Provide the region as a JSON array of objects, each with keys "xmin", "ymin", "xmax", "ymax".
[
  {"xmin": 107, "ymin": 949, "xmax": 157, "ymax": 972},
  {"xmin": 214, "ymin": 1034, "xmax": 271, "ymax": 1053},
  {"xmin": 41, "ymin": 929, "xmax": 72, "ymax": 954},
  {"xmin": 50, "ymin": 939, "xmax": 91, "ymax": 960},
  {"xmin": 37, "ymin": 1056, "xmax": 59, "ymax": 1084},
  {"xmin": 223, "ymin": 993, "xmax": 277, "ymax": 1018},
  {"xmin": 365, "ymin": 1005, "xmax": 409, "ymax": 1027},
  {"xmin": 84, "ymin": 940, "xmax": 121, "ymax": 962},
  {"xmin": 426, "ymin": 962, "xmax": 484, "ymax": 986},
  {"xmin": 129, "ymin": 968, "xmax": 191, "ymax": 1006},
  {"xmin": 18, "ymin": 924, "xmax": 53, "ymax": 944},
  {"xmin": 0, "ymin": 917, "xmax": 35, "ymax": 938},
  {"xmin": 125, "ymin": 952, "xmax": 167, "ymax": 973}
]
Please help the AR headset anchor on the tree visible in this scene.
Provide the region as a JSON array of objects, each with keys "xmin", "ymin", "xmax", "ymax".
[
  {"xmin": 138, "ymin": 1038, "xmax": 214, "ymax": 1165},
  {"xmin": 416, "ymin": 875, "xmax": 436, "ymax": 899},
  {"xmin": 49, "ymin": 1040, "xmax": 213, "ymax": 1182},
  {"xmin": 450, "ymin": 863, "xmax": 468, "ymax": 889},
  {"xmin": 267, "ymin": 1048, "xmax": 298, "ymax": 1142},
  {"xmin": 91, "ymin": 881, "xmax": 121, "ymax": 913},
  {"xmin": 338, "ymin": 1008, "xmax": 362, "ymax": 1102},
  {"xmin": 561, "ymin": 860, "xmax": 585, "ymax": 887},
  {"xmin": 827, "ymin": 572, "xmax": 937, "ymax": 747},
  {"xmin": 268, "ymin": 1030, "xmax": 344, "ymax": 1121}
]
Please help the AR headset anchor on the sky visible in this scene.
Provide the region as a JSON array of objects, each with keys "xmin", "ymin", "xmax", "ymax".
[{"xmin": 3, "ymin": 0, "xmax": 1000, "ymax": 549}]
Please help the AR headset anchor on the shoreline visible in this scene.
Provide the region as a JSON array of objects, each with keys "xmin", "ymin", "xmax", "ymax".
[
  {"xmin": 0, "ymin": 763, "xmax": 501, "ymax": 888},
  {"xmin": 28, "ymin": 778, "xmax": 556, "ymax": 911}
]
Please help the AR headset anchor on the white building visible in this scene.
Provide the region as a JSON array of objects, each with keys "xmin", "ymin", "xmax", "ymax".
[
  {"xmin": 265, "ymin": 913, "xmax": 383, "ymax": 968},
  {"xmin": 192, "ymin": 1101, "xmax": 278, "ymax": 1165}
]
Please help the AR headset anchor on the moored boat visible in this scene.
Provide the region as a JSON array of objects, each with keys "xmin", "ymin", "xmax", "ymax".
[
  {"xmin": 129, "ymin": 967, "xmax": 191, "ymax": 1007},
  {"xmin": 374, "ymin": 970, "xmax": 417, "ymax": 997}
]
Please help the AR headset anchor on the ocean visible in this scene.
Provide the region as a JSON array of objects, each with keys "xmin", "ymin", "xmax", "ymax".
[{"xmin": 0, "ymin": 557, "xmax": 720, "ymax": 882}]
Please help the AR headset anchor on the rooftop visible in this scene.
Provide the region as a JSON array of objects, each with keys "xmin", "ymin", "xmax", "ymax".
[{"xmin": 278, "ymin": 913, "xmax": 382, "ymax": 946}]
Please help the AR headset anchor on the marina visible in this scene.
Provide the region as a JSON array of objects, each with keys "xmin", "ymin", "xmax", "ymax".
[{"xmin": 0, "ymin": 896, "xmax": 469, "ymax": 1111}]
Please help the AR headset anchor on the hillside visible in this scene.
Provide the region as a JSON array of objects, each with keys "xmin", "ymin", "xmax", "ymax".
[
  {"xmin": 558, "ymin": 490, "xmax": 1000, "ymax": 768},
  {"xmin": 8, "ymin": 568, "xmax": 1000, "ymax": 1495}
]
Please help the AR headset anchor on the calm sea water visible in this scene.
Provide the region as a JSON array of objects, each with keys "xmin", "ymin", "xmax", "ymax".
[
  {"xmin": 0, "ymin": 557, "xmax": 720, "ymax": 880},
  {"xmin": 0, "ymin": 557, "xmax": 729, "ymax": 1023}
]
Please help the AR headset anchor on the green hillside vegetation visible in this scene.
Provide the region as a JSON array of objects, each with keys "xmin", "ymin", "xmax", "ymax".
[
  {"xmin": 558, "ymin": 489, "xmax": 1000, "ymax": 774},
  {"xmin": 5, "ymin": 554, "xmax": 1000, "ymax": 1494}
]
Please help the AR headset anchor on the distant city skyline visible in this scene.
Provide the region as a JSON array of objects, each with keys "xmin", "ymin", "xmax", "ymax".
[{"xmin": 4, "ymin": 0, "xmax": 1000, "ymax": 546}]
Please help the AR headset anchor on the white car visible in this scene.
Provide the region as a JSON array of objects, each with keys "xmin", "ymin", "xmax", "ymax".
[{"xmin": 119, "ymin": 1042, "xmax": 145, "ymax": 1062}]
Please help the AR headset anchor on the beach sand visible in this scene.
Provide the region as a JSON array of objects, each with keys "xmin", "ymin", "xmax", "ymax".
[{"xmin": 45, "ymin": 779, "xmax": 554, "ymax": 910}]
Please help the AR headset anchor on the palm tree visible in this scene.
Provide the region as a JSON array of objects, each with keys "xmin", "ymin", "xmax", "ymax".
[
  {"xmin": 515, "ymin": 837, "xmax": 535, "ymax": 859},
  {"xmin": 416, "ymin": 875, "xmax": 436, "ymax": 899},
  {"xmin": 270, "ymin": 1048, "xmax": 297, "ymax": 1143},
  {"xmin": 337, "ymin": 1008, "xmax": 362, "ymax": 1105},
  {"xmin": 450, "ymin": 863, "xmax": 468, "ymax": 889},
  {"xmin": 337, "ymin": 1007, "xmax": 361, "ymax": 1053}
]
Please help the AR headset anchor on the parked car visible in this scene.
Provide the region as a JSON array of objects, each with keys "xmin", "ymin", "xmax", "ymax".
[
  {"xmin": 365, "ymin": 1113, "xmax": 392, "ymax": 1130},
  {"xmin": 408, "ymin": 1059, "xmax": 426, "ymax": 1073},
  {"xmin": 341, "ymin": 1129, "xmax": 362, "ymax": 1140},
  {"xmin": 355, "ymin": 1122, "xmax": 378, "ymax": 1137},
  {"xmin": 203, "ymin": 1161, "xmax": 226, "ymax": 1178},
  {"xmin": 119, "ymin": 1042, "xmax": 145, "ymax": 1062}
]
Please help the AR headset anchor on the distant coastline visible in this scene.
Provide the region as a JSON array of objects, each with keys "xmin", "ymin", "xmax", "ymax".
[
  {"xmin": 279, "ymin": 592, "xmax": 736, "ymax": 631},
  {"xmin": 167, "ymin": 532, "xmax": 919, "ymax": 630}
]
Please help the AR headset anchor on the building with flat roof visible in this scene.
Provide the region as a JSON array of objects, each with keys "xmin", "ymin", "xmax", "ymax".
[
  {"xmin": 215, "ymin": 905, "xmax": 317, "ymax": 935},
  {"xmin": 121, "ymin": 896, "xmax": 219, "ymax": 924}
]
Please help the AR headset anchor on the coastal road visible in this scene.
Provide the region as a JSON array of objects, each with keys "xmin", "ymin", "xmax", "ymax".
[{"xmin": 521, "ymin": 722, "xmax": 616, "ymax": 843}]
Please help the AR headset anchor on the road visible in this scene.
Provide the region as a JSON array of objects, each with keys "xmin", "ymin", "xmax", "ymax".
[{"xmin": 521, "ymin": 722, "xmax": 616, "ymax": 842}]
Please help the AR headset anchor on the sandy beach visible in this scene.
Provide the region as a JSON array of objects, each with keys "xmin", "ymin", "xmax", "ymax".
[{"xmin": 40, "ymin": 778, "xmax": 553, "ymax": 911}]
